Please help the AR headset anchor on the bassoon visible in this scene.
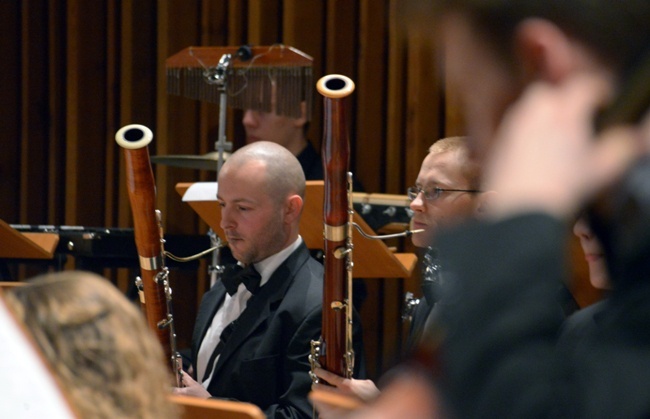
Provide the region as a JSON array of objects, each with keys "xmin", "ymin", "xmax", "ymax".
[
  {"xmin": 115, "ymin": 124, "xmax": 182, "ymax": 386},
  {"xmin": 311, "ymin": 75, "xmax": 356, "ymax": 379}
]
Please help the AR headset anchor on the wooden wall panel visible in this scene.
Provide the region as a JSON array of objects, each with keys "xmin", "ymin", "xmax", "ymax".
[
  {"xmin": 324, "ymin": 0, "xmax": 358, "ymax": 78},
  {"xmin": 104, "ymin": 0, "xmax": 119, "ymax": 228},
  {"xmin": 20, "ymin": 1, "xmax": 49, "ymax": 226},
  {"xmin": 385, "ymin": 0, "xmax": 407, "ymax": 195},
  {"xmin": 405, "ymin": 36, "xmax": 442, "ymax": 190},
  {"xmin": 228, "ymin": 0, "xmax": 248, "ymax": 43},
  {"xmin": 65, "ymin": 0, "xmax": 109, "ymax": 227},
  {"xmin": 248, "ymin": 0, "xmax": 281, "ymax": 45},
  {"xmin": 284, "ymin": 0, "xmax": 326, "ymax": 147},
  {"xmin": 356, "ymin": 0, "xmax": 388, "ymax": 193},
  {"xmin": 47, "ymin": 0, "xmax": 67, "ymax": 225},
  {"xmin": 157, "ymin": 0, "xmax": 203, "ymax": 236},
  {"xmin": 0, "ymin": 1, "xmax": 21, "ymax": 224}
]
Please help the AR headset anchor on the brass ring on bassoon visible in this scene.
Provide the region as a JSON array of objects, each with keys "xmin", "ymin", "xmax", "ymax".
[{"xmin": 324, "ymin": 224, "xmax": 346, "ymax": 242}]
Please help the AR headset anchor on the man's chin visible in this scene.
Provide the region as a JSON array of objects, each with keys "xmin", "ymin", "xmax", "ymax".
[
  {"xmin": 228, "ymin": 244, "xmax": 247, "ymax": 263},
  {"xmin": 411, "ymin": 233, "xmax": 433, "ymax": 248}
]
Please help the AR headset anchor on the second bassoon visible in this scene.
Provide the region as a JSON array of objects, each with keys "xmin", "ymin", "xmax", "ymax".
[{"xmin": 311, "ymin": 74, "xmax": 356, "ymax": 379}]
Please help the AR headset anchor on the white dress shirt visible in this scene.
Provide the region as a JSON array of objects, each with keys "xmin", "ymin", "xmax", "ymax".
[{"xmin": 198, "ymin": 236, "xmax": 303, "ymax": 388}]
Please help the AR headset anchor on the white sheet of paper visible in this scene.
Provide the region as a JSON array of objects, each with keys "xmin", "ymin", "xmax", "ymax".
[
  {"xmin": 182, "ymin": 182, "xmax": 218, "ymax": 202},
  {"xmin": 0, "ymin": 298, "xmax": 76, "ymax": 418}
]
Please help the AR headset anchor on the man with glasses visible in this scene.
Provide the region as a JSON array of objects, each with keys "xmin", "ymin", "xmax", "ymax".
[
  {"xmin": 311, "ymin": 136, "xmax": 486, "ymax": 416},
  {"xmin": 404, "ymin": 136, "xmax": 483, "ymax": 347},
  {"xmin": 408, "ymin": 137, "xmax": 483, "ymax": 249}
]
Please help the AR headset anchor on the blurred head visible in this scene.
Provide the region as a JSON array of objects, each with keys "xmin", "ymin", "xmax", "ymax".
[
  {"xmin": 218, "ymin": 141, "xmax": 305, "ymax": 264},
  {"xmin": 409, "ymin": 137, "xmax": 483, "ymax": 247},
  {"xmin": 5, "ymin": 271, "xmax": 177, "ymax": 419},
  {"xmin": 408, "ymin": 0, "xmax": 650, "ymax": 287},
  {"xmin": 573, "ymin": 216, "xmax": 611, "ymax": 290},
  {"xmin": 413, "ymin": 0, "xmax": 650, "ymax": 164}
]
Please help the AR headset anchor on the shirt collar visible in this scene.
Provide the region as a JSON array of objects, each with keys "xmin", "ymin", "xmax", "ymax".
[{"xmin": 252, "ymin": 236, "xmax": 303, "ymax": 287}]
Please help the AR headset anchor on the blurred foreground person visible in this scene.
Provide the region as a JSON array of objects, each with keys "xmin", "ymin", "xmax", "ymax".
[
  {"xmin": 5, "ymin": 271, "xmax": 178, "ymax": 419},
  {"xmin": 352, "ymin": 0, "xmax": 650, "ymax": 418}
]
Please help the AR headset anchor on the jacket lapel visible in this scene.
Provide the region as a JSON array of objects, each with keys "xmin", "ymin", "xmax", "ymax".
[
  {"xmin": 210, "ymin": 244, "xmax": 310, "ymax": 377},
  {"xmin": 191, "ymin": 283, "xmax": 227, "ymax": 367}
]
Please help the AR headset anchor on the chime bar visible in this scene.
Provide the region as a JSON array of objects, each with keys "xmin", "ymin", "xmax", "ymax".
[{"xmin": 166, "ymin": 45, "xmax": 313, "ymax": 120}]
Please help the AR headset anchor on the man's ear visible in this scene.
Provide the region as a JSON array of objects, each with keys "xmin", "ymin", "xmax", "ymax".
[
  {"xmin": 515, "ymin": 18, "xmax": 576, "ymax": 83},
  {"xmin": 284, "ymin": 195, "xmax": 304, "ymax": 223},
  {"xmin": 293, "ymin": 101, "xmax": 308, "ymax": 128}
]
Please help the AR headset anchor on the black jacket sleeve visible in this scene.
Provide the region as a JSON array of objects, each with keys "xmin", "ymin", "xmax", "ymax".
[{"xmin": 436, "ymin": 214, "xmax": 572, "ymax": 419}]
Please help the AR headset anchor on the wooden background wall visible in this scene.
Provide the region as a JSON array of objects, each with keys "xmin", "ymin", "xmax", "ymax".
[{"xmin": 1, "ymin": 0, "xmax": 600, "ymax": 380}]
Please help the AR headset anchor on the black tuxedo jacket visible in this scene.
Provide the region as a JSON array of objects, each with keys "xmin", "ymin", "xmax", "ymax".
[
  {"xmin": 191, "ymin": 242, "xmax": 362, "ymax": 418},
  {"xmin": 437, "ymin": 214, "xmax": 650, "ymax": 419}
]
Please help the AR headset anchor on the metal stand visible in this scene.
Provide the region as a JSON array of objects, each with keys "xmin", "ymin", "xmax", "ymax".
[
  {"xmin": 204, "ymin": 53, "xmax": 233, "ymax": 286},
  {"xmin": 208, "ymin": 229, "xmax": 224, "ymax": 287}
]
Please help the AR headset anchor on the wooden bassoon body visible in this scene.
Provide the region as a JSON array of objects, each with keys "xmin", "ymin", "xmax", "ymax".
[
  {"xmin": 115, "ymin": 124, "xmax": 182, "ymax": 385},
  {"xmin": 314, "ymin": 75, "xmax": 356, "ymax": 378}
]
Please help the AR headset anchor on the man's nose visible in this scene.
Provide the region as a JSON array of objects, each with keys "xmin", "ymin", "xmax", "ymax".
[
  {"xmin": 410, "ymin": 194, "xmax": 425, "ymax": 212},
  {"xmin": 242, "ymin": 110, "xmax": 257, "ymax": 127},
  {"xmin": 573, "ymin": 218, "xmax": 592, "ymax": 240},
  {"xmin": 220, "ymin": 207, "xmax": 234, "ymax": 230}
]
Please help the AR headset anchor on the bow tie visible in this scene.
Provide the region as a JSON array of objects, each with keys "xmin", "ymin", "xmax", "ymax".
[{"xmin": 221, "ymin": 264, "xmax": 262, "ymax": 296}]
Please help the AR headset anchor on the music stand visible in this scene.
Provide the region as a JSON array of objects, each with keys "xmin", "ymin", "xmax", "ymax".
[
  {"xmin": 169, "ymin": 394, "xmax": 264, "ymax": 419},
  {"xmin": 176, "ymin": 181, "xmax": 417, "ymax": 279},
  {"xmin": 0, "ymin": 219, "xmax": 58, "ymax": 259}
]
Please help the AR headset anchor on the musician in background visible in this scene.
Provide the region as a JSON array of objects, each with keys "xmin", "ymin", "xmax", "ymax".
[
  {"xmin": 404, "ymin": 136, "xmax": 483, "ymax": 349},
  {"xmin": 557, "ymin": 216, "xmax": 612, "ymax": 354},
  {"xmin": 173, "ymin": 141, "xmax": 364, "ymax": 418},
  {"xmin": 5, "ymin": 271, "xmax": 178, "ymax": 419},
  {"xmin": 311, "ymin": 136, "xmax": 487, "ymax": 416},
  {"xmin": 243, "ymin": 103, "xmax": 323, "ymax": 181}
]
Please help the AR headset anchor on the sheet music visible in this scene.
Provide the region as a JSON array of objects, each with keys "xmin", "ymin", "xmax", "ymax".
[
  {"xmin": 182, "ymin": 181, "xmax": 218, "ymax": 202},
  {"xmin": 0, "ymin": 297, "xmax": 76, "ymax": 418}
]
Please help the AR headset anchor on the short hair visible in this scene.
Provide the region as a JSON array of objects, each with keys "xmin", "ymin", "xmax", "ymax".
[
  {"xmin": 224, "ymin": 141, "xmax": 306, "ymax": 205},
  {"xmin": 430, "ymin": 0, "xmax": 650, "ymax": 77},
  {"xmin": 5, "ymin": 272, "xmax": 178, "ymax": 419},
  {"xmin": 429, "ymin": 136, "xmax": 480, "ymax": 190}
]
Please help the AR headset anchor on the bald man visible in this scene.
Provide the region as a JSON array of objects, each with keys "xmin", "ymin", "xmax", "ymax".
[{"xmin": 174, "ymin": 141, "xmax": 364, "ymax": 417}]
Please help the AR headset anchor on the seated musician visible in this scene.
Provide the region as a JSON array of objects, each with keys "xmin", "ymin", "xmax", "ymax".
[
  {"xmin": 557, "ymin": 216, "xmax": 613, "ymax": 352},
  {"xmin": 311, "ymin": 136, "xmax": 487, "ymax": 415},
  {"xmin": 5, "ymin": 271, "xmax": 178, "ymax": 419},
  {"xmin": 242, "ymin": 88, "xmax": 366, "ymax": 310},
  {"xmin": 173, "ymin": 141, "xmax": 364, "ymax": 418}
]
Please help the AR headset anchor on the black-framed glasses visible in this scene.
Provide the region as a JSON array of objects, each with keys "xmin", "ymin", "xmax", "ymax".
[{"xmin": 407, "ymin": 186, "xmax": 481, "ymax": 201}]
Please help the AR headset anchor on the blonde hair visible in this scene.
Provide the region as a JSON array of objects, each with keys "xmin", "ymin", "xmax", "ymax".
[
  {"xmin": 429, "ymin": 136, "xmax": 481, "ymax": 190},
  {"xmin": 5, "ymin": 271, "xmax": 178, "ymax": 419}
]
